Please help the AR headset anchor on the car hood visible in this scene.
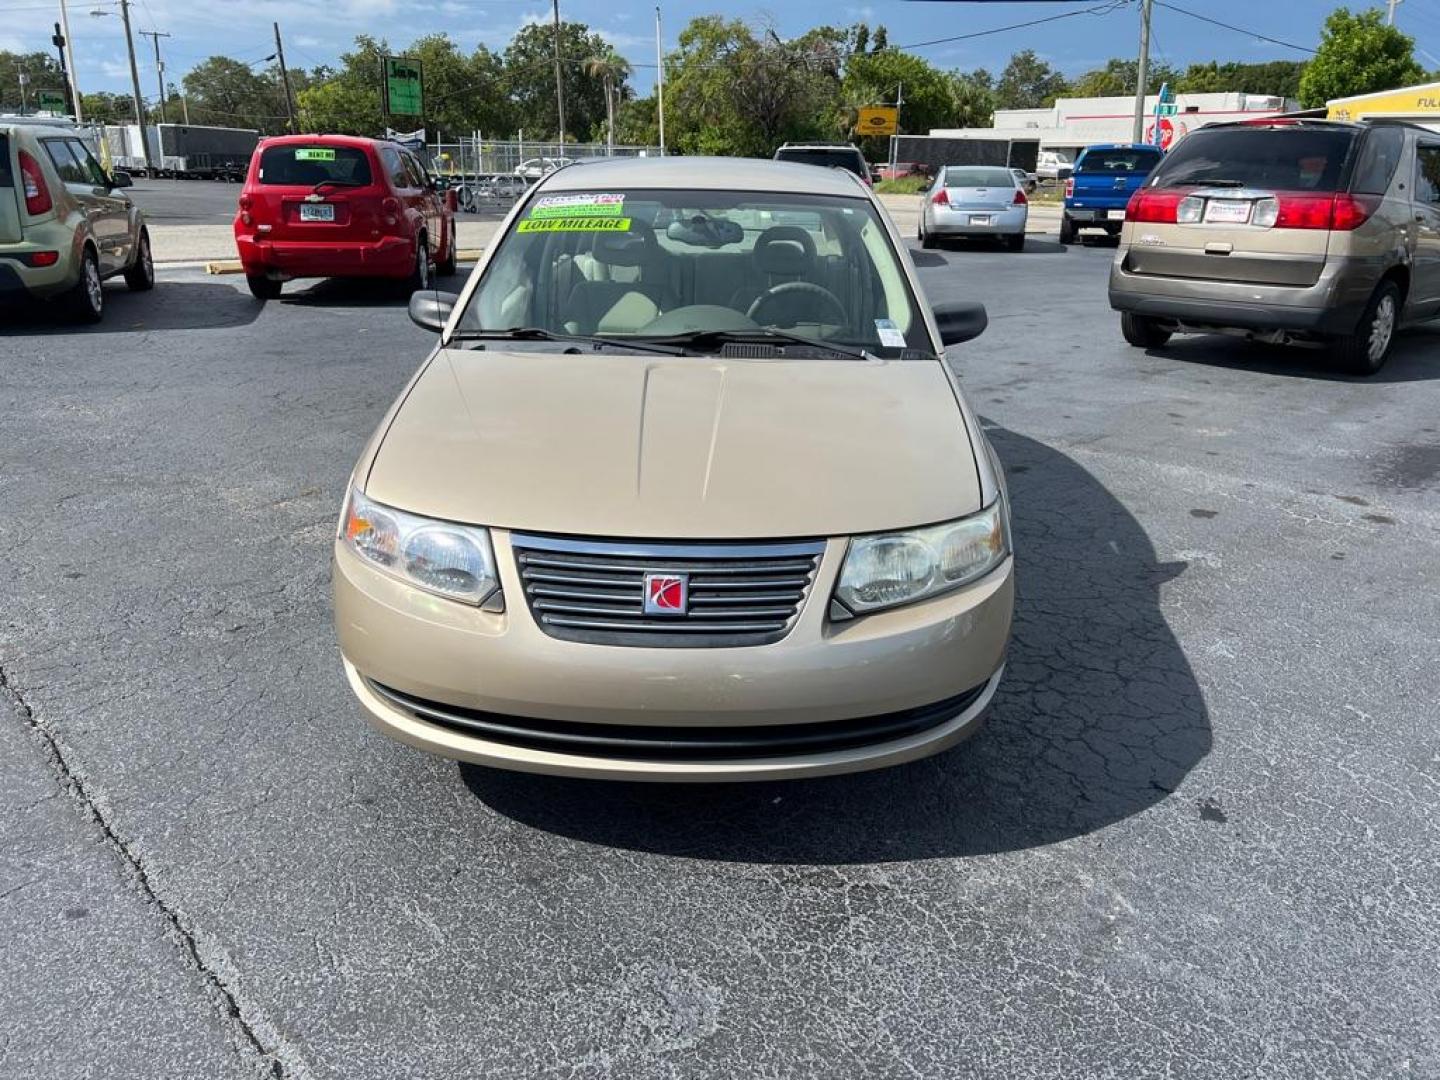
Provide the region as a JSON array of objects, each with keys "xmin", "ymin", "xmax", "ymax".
[{"xmin": 364, "ymin": 349, "xmax": 982, "ymax": 539}]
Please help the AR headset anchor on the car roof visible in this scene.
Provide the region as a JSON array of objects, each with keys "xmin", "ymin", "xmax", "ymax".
[
  {"xmin": 2, "ymin": 122, "xmax": 78, "ymax": 138},
  {"xmin": 537, "ymin": 156, "xmax": 870, "ymax": 197},
  {"xmin": 257, "ymin": 133, "xmax": 392, "ymax": 150},
  {"xmin": 777, "ymin": 142, "xmax": 860, "ymax": 150},
  {"xmin": 1080, "ymin": 143, "xmax": 1163, "ymax": 152}
]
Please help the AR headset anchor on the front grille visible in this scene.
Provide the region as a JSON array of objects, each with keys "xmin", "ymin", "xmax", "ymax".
[
  {"xmin": 511, "ymin": 533, "xmax": 827, "ymax": 647},
  {"xmin": 367, "ymin": 679, "xmax": 988, "ymax": 761}
]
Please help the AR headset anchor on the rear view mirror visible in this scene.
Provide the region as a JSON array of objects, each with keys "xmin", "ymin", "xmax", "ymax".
[
  {"xmin": 110, "ymin": 170, "xmax": 133, "ymax": 189},
  {"xmin": 933, "ymin": 301, "xmax": 988, "ymax": 346},
  {"xmin": 408, "ymin": 290, "xmax": 460, "ymax": 333}
]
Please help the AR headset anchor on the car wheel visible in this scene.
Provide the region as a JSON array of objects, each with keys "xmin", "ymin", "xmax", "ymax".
[
  {"xmin": 123, "ymin": 230, "xmax": 155, "ymax": 291},
  {"xmin": 1058, "ymin": 214, "xmax": 1075, "ymax": 245},
  {"xmin": 1005, "ymin": 233, "xmax": 1025, "ymax": 253},
  {"xmin": 1332, "ymin": 280, "xmax": 1400, "ymax": 376},
  {"xmin": 406, "ymin": 235, "xmax": 432, "ymax": 293},
  {"xmin": 246, "ymin": 273, "xmax": 282, "ymax": 301},
  {"xmin": 437, "ymin": 222, "xmax": 458, "ymax": 277},
  {"xmin": 1120, "ymin": 312, "xmax": 1172, "ymax": 349},
  {"xmin": 920, "ymin": 220, "xmax": 936, "ymax": 250},
  {"xmin": 65, "ymin": 248, "xmax": 104, "ymax": 324}
]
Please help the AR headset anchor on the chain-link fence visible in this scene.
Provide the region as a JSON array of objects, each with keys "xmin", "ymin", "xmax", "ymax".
[{"xmin": 422, "ymin": 137, "xmax": 664, "ymax": 212}]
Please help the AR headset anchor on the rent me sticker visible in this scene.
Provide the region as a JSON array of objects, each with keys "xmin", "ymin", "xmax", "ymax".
[{"xmin": 294, "ymin": 148, "xmax": 336, "ymax": 161}]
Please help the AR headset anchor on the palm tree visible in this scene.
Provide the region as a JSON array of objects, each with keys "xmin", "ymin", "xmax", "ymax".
[{"xmin": 584, "ymin": 48, "xmax": 632, "ymax": 155}]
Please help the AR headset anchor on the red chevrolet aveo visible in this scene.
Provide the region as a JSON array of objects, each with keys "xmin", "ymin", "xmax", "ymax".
[{"xmin": 233, "ymin": 134, "xmax": 457, "ymax": 300}]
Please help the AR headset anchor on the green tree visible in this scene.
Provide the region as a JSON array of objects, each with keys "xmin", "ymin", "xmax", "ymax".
[
  {"xmin": 504, "ymin": 21, "xmax": 617, "ymax": 141},
  {"xmin": 612, "ymin": 95, "xmax": 658, "ymax": 146},
  {"xmin": 995, "ymin": 50, "xmax": 1069, "ymax": 109},
  {"xmin": 0, "ymin": 51, "xmax": 65, "ymax": 113},
  {"xmin": 80, "ymin": 91, "xmax": 136, "ymax": 124},
  {"xmin": 948, "ymin": 69, "xmax": 995, "ymax": 129},
  {"xmin": 1071, "ymin": 58, "xmax": 1179, "ymax": 98},
  {"xmin": 1176, "ymin": 60, "xmax": 1306, "ymax": 99},
  {"xmin": 843, "ymin": 48, "xmax": 953, "ymax": 155},
  {"xmin": 182, "ymin": 55, "xmax": 288, "ymax": 132},
  {"xmin": 1298, "ymin": 7, "xmax": 1425, "ymax": 108},
  {"xmin": 583, "ymin": 46, "xmax": 633, "ymax": 149}
]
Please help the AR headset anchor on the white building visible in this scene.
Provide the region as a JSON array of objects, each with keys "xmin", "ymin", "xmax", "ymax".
[{"xmin": 932, "ymin": 91, "xmax": 1298, "ymax": 156}]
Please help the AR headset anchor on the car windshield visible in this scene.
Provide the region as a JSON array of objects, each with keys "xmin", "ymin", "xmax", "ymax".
[
  {"xmin": 775, "ymin": 149, "xmax": 865, "ymax": 177},
  {"xmin": 1078, "ymin": 149, "xmax": 1162, "ymax": 174},
  {"xmin": 258, "ymin": 144, "xmax": 373, "ymax": 186},
  {"xmin": 944, "ymin": 167, "xmax": 1015, "ymax": 187},
  {"xmin": 1148, "ymin": 128, "xmax": 1358, "ymax": 191},
  {"xmin": 456, "ymin": 187, "xmax": 929, "ymax": 354}
]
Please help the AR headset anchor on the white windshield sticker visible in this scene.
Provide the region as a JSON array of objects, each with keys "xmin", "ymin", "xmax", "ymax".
[
  {"xmin": 874, "ymin": 319, "xmax": 907, "ymax": 349},
  {"xmin": 529, "ymin": 193, "xmax": 625, "ymax": 219}
]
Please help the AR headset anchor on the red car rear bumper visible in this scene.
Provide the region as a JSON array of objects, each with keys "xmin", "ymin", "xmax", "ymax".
[{"xmin": 235, "ymin": 234, "xmax": 414, "ymax": 279}]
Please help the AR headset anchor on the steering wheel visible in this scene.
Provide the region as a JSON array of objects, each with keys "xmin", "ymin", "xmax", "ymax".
[{"xmin": 746, "ymin": 281, "xmax": 848, "ymax": 330}]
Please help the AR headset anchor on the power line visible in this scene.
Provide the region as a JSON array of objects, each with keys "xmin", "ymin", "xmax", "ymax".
[{"xmin": 1152, "ymin": 2, "xmax": 1317, "ymax": 55}]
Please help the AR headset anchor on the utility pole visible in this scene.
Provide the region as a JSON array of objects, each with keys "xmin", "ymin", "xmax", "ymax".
[
  {"xmin": 139, "ymin": 29, "xmax": 170, "ymax": 124},
  {"xmin": 17, "ymin": 72, "xmax": 28, "ymax": 113},
  {"xmin": 179, "ymin": 89, "xmax": 189, "ymax": 125},
  {"xmin": 655, "ymin": 5, "xmax": 665, "ymax": 155},
  {"xmin": 59, "ymin": 0, "xmax": 83, "ymax": 122},
  {"xmin": 118, "ymin": 0, "xmax": 154, "ymax": 175},
  {"xmin": 1387, "ymin": 0, "xmax": 1402, "ymax": 26},
  {"xmin": 273, "ymin": 22, "xmax": 298, "ymax": 133},
  {"xmin": 551, "ymin": 0, "xmax": 566, "ymax": 146},
  {"xmin": 1132, "ymin": 0, "xmax": 1153, "ymax": 143},
  {"xmin": 889, "ymin": 82, "xmax": 903, "ymax": 182},
  {"xmin": 52, "ymin": 22, "xmax": 74, "ymax": 116}
]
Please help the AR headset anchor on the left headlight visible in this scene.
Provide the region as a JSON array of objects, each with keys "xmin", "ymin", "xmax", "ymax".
[
  {"xmin": 834, "ymin": 500, "xmax": 1010, "ymax": 616},
  {"xmin": 338, "ymin": 486, "xmax": 499, "ymax": 606}
]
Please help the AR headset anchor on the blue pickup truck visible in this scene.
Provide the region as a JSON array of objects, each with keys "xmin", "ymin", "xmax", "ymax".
[{"xmin": 1059, "ymin": 143, "xmax": 1165, "ymax": 244}]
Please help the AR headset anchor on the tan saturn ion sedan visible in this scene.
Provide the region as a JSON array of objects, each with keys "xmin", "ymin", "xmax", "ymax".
[{"xmin": 333, "ymin": 157, "xmax": 1012, "ymax": 781}]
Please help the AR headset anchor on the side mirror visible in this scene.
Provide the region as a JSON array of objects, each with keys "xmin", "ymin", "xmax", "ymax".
[
  {"xmin": 933, "ymin": 301, "xmax": 988, "ymax": 347},
  {"xmin": 408, "ymin": 290, "xmax": 460, "ymax": 333},
  {"xmin": 110, "ymin": 170, "xmax": 133, "ymax": 189}
]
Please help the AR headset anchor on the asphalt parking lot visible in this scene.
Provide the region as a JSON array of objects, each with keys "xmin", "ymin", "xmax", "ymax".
[{"xmin": 2, "ymin": 236, "xmax": 1437, "ymax": 1078}]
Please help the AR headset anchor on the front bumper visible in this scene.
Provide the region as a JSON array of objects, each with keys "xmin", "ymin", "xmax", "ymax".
[
  {"xmin": 235, "ymin": 233, "xmax": 414, "ymax": 280},
  {"xmin": 928, "ymin": 205, "xmax": 1027, "ymax": 236},
  {"xmin": 334, "ymin": 530, "xmax": 1014, "ymax": 781},
  {"xmin": 1108, "ymin": 253, "xmax": 1374, "ymax": 336}
]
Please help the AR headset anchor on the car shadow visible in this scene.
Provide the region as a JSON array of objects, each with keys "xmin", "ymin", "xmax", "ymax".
[
  {"xmin": 0, "ymin": 280, "xmax": 262, "ymax": 335},
  {"xmin": 461, "ymin": 427, "xmax": 1211, "ymax": 864},
  {"xmin": 1147, "ymin": 325, "xmax": 1440, "ymax": 384}
]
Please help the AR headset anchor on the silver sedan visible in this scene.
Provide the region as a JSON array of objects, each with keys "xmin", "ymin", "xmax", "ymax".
[{"xmin": 919, "ymin": 165, "xmax": 1029, "ymax": 252}]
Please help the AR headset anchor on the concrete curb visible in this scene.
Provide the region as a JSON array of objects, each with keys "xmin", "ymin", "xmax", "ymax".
[{"xmin": 195, "ymin": 249, "xmax": 488, "ymax": 276}]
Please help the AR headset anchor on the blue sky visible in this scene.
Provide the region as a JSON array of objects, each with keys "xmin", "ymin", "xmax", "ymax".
[{"xmin": 5, "ymin": 0, "xmax": 1439, "ymax": 105}]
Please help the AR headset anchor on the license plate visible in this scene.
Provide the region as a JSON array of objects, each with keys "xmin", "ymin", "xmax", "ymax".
[
  {"xmin": 1101, "ymin": 210, "xmax": 1118, "ymax": 220},
  {"xmin": 969, "ymin": 214, "xmax": 992, "ymax": 226},
  {"xmin": 1205, "ymin": 199, "xmax": 1252, "ymax": 225},
  {"xmin": 299, "ymin": 203, "xmax": 335, "ymax": 222}
]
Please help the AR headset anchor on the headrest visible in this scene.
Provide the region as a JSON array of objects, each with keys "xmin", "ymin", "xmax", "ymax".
[
  {"xmin": 754, "ymin": 226, "xmax": 816, "ymax": 276},
  {"xmin": 592, "ymin": 232, "xmax": 650, "ymax": 267}
]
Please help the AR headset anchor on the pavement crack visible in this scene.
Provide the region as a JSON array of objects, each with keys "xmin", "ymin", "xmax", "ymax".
[{"xmin": 0, "ymin": 663, "xmax": 301, "ymax": 1080}]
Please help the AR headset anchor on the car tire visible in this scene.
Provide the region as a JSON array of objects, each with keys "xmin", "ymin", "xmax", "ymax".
[
  {"xmin": 65, "ymin": 247, "xmax": 104, "ymax": 324},
  {"xmin": 1332, "ymin": 280, "xmax": 1400, "ymax": 376},
  {"xmin": 920, "ymin": 221, "xmax": 936, "ymax": 250},
  {"xmin": 246, "ymin": 273, "xmax": 282, "ymax": 301},
  {"xmin": 1005, "ymin": 233, "xmax": 1025, "ymax": 253},
  {"xmin": 1120, "ymin": 312, "xmax": 1172, "ymax": 349},
  {"xmin": 406, "ymin": 234, "xmax": 432, "ymax": 293},
  {"xmin": 1058, "ymin": 214, "xmax": 1075, "ymax": 245},
  {"xmin": 123, "ymin": 229, "xmax": 155, "ymax": 291},
  {"xmin": 437, "ymin": 222, "xmax": 458, "ymax": 277}
]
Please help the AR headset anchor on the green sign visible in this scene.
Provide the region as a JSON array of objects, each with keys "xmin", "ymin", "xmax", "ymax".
[
  {"xmin": 295, "ymin": 148, "xmax": 336, "ymax": 161},
  {"xmin": 383, "ymin": 56, "xmax": 423, "ymax": 116},
  {"xmin": 38, "ymin": 88, "xmax": 67, "ymax": 113}
]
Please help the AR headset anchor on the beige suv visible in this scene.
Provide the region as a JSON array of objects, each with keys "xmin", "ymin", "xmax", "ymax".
[
  {"xmin": 1109, "ymin": 119, "xmax": 1440, "ymax": 374},
  {"xmin": 1, "ymin": 122, "xmax": 153, "ymax": 322},
  {"xmin": 333, "ymin": 157, "xmax": 1012, "ymax": 781}
]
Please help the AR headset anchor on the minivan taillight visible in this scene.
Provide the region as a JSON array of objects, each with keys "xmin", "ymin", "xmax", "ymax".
[
  {"xmin": 1266, "ymin": 192, "xmax": 1380, "ymax": 231},
  {"xmin": 18, "ymin": 151, "xmax": 52, "ymax": 215},
  {"xmin": 931, "ymin": 188, "xmax": 949, "ymax": 206},
  {"xmin": 1126, "ymin": 189, "xmax": 1185, "ymax": 223}
]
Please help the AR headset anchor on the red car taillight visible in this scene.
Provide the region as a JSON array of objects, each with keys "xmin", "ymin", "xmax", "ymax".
[
  {"xmin": 18, "ymin": 151, "xmax": 52, "ymax": 215},
  {"xmin": 381, "ymin": 196, "xmax": 401, "ymax": 227},
  {"xmin": 931, "ymin": 188, "xmax": 949, "ymax": 206},
  {"xmin": 1063, "ymin": 177, "xmax": 1074, "ymax": 199},
  {"xmin": 1126, "ymin": 189, "xmax": 1186, "ymax": 223},
  {"xmin": 237, "ymin": 193, "xmax": 253, "ymax": 227},
  {"xmin": 1013, "ymin": 188, "xmax": 1028, "ymax": 206},
  {"xmin": 1268, "ymin": 192, "xmax": 1380, "ymax": 231}
]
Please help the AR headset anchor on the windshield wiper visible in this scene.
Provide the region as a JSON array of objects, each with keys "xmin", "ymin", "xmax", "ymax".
[
  {"xmin": 449, "ymin": 327, "xmax": 686, "ymax": 355},
  {"xmin": 1166, "ymin": 178, "xmax": 1248, "ymax": 189},
  {"xmin": 635, "ymin": 327, "xmax": 878, "ymax": 362}
]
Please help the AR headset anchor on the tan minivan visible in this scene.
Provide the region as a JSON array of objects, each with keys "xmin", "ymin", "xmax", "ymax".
[
  {"xmin": 1109, "ymin": 119, "xmax": 1440, "ymax": 374},
  {"xmin": 333, "ymin": 157, "xmax": 1013, "ymax": 781}
]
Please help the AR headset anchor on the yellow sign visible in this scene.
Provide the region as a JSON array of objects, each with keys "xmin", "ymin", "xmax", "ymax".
[
  {"xmin": 518, "ymin": 217, "xmax": 633, "ymax": 233},
  {"xmin": 856, "ymin": 106, "xmax": 899, "ymax": 136},
  {"xmin": 1327, "ymin": 80, "xmax": 1440, "ymax": 120}
]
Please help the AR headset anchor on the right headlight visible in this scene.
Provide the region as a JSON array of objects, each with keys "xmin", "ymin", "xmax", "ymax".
[
  {"xmin": 338, "ymin": 486, "xmax": 499, "ymax": 606},
  {"xmin": 834, "ymin": 500, "xmax": 1010, "ymax": 616}
]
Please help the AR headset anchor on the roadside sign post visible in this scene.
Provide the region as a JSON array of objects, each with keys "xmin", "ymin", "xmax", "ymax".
[{"xmin": 382, "ymin": 56, "xmax": 425, "ymax": 119}]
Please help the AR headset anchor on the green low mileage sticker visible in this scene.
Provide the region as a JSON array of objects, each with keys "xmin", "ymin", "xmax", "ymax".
[
  {"xmin": 518, "ymin": 217, "xmax": 633, "ymax": 233},
  {"xmin": 295, "ymin": 148, "xmax": 336, "ymax": 162}
]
